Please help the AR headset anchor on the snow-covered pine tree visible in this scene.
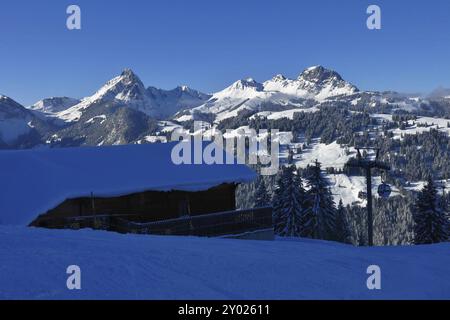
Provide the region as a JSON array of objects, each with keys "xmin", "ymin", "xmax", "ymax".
[
  {"xmin": 254, "ymin": 177, "xmax": 270, "ymax": 208},
  {"xmin": 358, "ymin": 230, "xmax": 367, "ymax": 246},
  {"xmin": 439, "ymin": 188, "xmax": 450, "ymax": 242},
  {"xmin": 335, "ymin": 199, "xmax": 352, "ymax": 244},
  {"xmin": 272, "ymin": 166, "xmax": 306, "ymax": 237},
  {"xmin": 279, "ymin": 167, "xmax": 305, "ymax": 237},
  {"xmin": 272, "ymin": 169, "xmax": 285, "ymax": 234},
  {"xmin": 300, "ymin": 160, "xmax": 337, "ymax": 241},
  {"xmin": 413, "ymin": 177, "xmax": 449, "ymax": 244}
]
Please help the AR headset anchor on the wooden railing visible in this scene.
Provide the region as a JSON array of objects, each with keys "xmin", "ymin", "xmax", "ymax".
[
  {"xmin": 113, "ymin": 207, "xmax": 273, "ymax": 237},
  {"xmin": 35, "ymin": 207, "xmax": 273, "ymax": 238}
]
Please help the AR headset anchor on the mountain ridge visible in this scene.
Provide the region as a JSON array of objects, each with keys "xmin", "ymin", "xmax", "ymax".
[
  {"xmin": 0, "ymin": 65, "xmax": 448, "ymax": 149},
  {"xmin": 30, "ymin": 69, "xmax": 211, "ymax": 122}
]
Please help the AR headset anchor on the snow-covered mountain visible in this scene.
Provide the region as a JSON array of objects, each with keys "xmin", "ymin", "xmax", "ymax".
[
  {"xmin": 175, "ymin": 66, "xmax": 360, "ymax": 122},
  {"xmin": 147, "ymin": 85, "xmax": 211, "ymax": 116},
  {"xmin": 47, "ymin": 102, "xmax": 161, "ymax": 147},
  {"xmin": 46, "ymin": 69, "xmax": 210, "ymax": 122},
  {"xmin": 29, "ymin": 97, "xmax": 80, "ymax": 115},
  {"xmin": 264, "ymin": 65, "xmax": 359, "ymax": 99},
  {"xmin": 0, "ymin": 95, "xmax": 53, "ymax": 147},
  {"xmin": 0, "ymin": 95, "xmax": 33, "ymax": 145},
  {"xmin": 55, "ymin": 69, "xmax": 151, "ymax": 122}
]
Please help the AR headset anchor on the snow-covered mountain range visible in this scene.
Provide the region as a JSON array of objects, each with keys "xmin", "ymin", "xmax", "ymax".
[
  {"xmin": 0, "ymin": 69, "xmax": 212, "ymax": 147},
  {"xmin": 49, "ymin": 69, "xmax": 211, "ymax": 122},
  {"xmin": 0, "ymin": 65, "xmax": 448, "ymax": 148},
  {"xmin": 176, "ymin": 66, "xmax": 359, "ymax": 122},
  {"xmin": 174, "ymin": 66, "xmax": 436, "ymax": 123},
  {"xmin": 30, "ymin": 97, "xmax": 81, "ymax": 115}
]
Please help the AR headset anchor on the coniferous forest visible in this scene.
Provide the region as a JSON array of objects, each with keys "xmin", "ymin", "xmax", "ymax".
[{"xmin": 236, "ymin": 106, "xmax": 450, "ymax": 246}]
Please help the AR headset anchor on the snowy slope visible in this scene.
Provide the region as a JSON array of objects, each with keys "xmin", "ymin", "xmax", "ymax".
[
  {"xmin": 403, "ymin": 179, "xmax": 450, "ymax": 193},
  {"xmin": 251, "ymin": 107, "xmax": 320, "ymax": 120},
  {"xmin": 370, "ymin": 114, "xmax": 450, "ymax": 139},
  {"xmin": 392, "ymin": 116, "xmax": 450, "ymax": 139},
  {"xmin": 294, "ymin": 141, "xmax": 356, "ymax": 169},
  {"xmin": 1, "ymin": 226, "xmax": 449, "ymax": 300},
  {"xmin": 328, "ymin": 174, "xmax": 399, "ymax": 206},
  {"xmin": 291, "ymin": 141, "xmax": 402, "ymax": 205}
]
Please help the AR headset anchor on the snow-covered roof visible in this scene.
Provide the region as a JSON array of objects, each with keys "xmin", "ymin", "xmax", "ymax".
[{"xmin": 0, "ymin": 143, "xmax": 256, "ymax": 226}]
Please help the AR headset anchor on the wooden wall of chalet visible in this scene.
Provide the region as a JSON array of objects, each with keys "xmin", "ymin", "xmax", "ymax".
[{"xmin": 31, "ymin": 183, "xmax": 237, "ymax": 227}]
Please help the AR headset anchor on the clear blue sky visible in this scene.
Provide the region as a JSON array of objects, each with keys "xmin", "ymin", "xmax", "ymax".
[{"xmin": 1, "ymin": 0, "xmax": 450, "ymax": 106}]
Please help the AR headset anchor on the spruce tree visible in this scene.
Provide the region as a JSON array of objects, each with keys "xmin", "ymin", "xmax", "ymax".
[
  {"xmin": 413, "ymin": 177, "xmax": 449, "ymax": 244},
  {"xmin": 272, "ymin": 166, "xmax": 306, "ymax": 237},
  {"xmin": 279, "ymin": 167, "xmax": 305, "ymax": 237},
  {"xmin": 254, "ymin": 177, "xmax": 270, "ymax": 208},
  {"xmin": 272, "ymin": 169, "xmax": 285, "ymax": 234},
  {"xmin": 335, "ymin": 199, "xmax": 352, "ymax": 244},
  {"xmin": 300, "ymin": 160, "xmax": 337, "ymax": 241},
  {"xmin": 358, "ymin": 230, "xmax": 367, "ymax": 246}
]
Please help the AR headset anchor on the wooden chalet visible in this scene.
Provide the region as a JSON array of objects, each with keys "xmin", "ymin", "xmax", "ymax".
[{"xmin": 0, "ymin": 143, "xmax": 273, "ymax": 239}]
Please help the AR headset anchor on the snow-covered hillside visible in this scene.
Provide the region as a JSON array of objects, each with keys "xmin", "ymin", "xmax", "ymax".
[
  {"xmin": 0, "ymin": 226, "xmax": 449, "ymax": 300},
  {"xmin": 294, "ymin": 141, "xmax": 355, "ymax": 169},
  {"xmin": 392, "ymin": 116, "xmax": 450, "ymax": 139},
  {"xmin": 251, "ymin": 107, "xmax": 320, "ymax": 120},
  {"xmin": 327, "ymin": 174, "xmax": 400, "ymax": 206},
  {"xmin": 289, "ymin": 140, "xmax": 401, "ymax": 206},
  {"xmin": 370, "ymin": 113, "xmax": 450, "ymax": 139}
]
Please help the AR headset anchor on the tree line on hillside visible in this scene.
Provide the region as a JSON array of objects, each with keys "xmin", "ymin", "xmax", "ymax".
[
  {"xmin": 253, "ymin": 161, "xmax": 352, "ymax": 244},
  {"xmin": 227, "ymin": 106, "xmax": 450, "ymax": 245},
  {"xmin": 240, "ymin": 163, "xmax": 450, "ymax": 246},
  {"xmin": 222, "ymin": 107, "xmax": 450, "ymax": 183},
  {"xmin": 180, "ymin": 106, "xmax": 450, "ymax": 185}
]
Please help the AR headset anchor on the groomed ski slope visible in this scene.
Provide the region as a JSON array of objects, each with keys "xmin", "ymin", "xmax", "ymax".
[{"xmin": 0, "ymin": 226, "xmax": 449, "ymax": 300}]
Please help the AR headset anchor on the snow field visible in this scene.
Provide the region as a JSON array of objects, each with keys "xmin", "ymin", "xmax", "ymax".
[{"xmin": 0, "ymin": 226, "xmax": 449, "ymax": 300}]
